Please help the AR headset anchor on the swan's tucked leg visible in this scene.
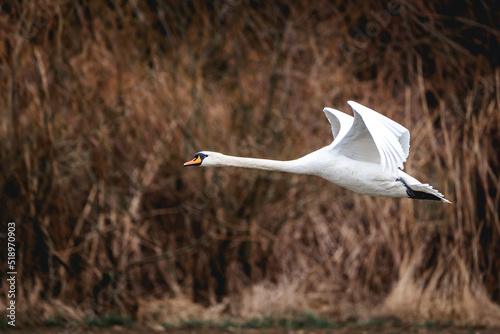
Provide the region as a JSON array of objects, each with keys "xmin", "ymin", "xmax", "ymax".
[{"xmin": 396, "ymin": 177, "xmax": 451, "ymax": 203}]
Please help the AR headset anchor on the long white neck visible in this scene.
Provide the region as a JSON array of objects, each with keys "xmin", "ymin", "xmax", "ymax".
[{"xmin": 207, "ymin": 152, "xmax": 319, "ymax": 175}]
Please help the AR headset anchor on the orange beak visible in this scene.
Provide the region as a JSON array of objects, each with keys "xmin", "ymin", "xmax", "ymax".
[{"xmin": 184, "ymin": 155, "xmax": 202, "ymax": 166}]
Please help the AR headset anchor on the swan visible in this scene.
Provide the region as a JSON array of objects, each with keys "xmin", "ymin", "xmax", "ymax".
[{"xmin": 184, "ymin": 101, "xmax": 451, "ymax": 203}]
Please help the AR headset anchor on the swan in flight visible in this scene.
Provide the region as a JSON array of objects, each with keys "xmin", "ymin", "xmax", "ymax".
[{"xmin": 184, "ymin": 101, "xmax": 451, "ymax": 203}]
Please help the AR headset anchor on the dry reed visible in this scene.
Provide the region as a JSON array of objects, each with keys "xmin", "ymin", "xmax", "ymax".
[{"xmin": 0, "ymin": 0, "xmax": 499, "ymax": 327}]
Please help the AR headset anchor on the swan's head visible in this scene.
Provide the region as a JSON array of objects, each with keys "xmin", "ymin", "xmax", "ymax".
[{"xmin": 183, "ymin": 151, "xmax": 224, "ymax": 167}]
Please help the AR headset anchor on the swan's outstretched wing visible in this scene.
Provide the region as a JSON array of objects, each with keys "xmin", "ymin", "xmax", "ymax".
[
  {"xmin": 323, "ymin": 107, "xmax": 354, "ymax": 144},
  {"xmin": 333, "ymin": 101, "xmax": 410, "ymax": 175}
]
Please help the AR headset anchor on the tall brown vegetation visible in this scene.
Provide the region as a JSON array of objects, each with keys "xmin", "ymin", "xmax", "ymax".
[{"xmin": 1, "ymin": 0, "xmax": 499, "ymax": 326}]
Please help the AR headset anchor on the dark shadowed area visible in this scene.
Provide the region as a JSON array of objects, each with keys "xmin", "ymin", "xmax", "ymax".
[{"xmin": 0, "ymin": 0, "xmax": 499, "ymax": 331}]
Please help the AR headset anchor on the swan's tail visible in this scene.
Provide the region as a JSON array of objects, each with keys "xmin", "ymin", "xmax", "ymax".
[
  {"xmin": 407, "ymin": 183, "xmax": 452, "ymax": 204},
  {"xmin": 396, "ymin": 177, "xmax": 452, "ymax": 204}
]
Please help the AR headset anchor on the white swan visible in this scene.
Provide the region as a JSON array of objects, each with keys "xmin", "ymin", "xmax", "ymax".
[{"xmin": 184, "ymin": 101, "xmax": 451, "ymax": 203}]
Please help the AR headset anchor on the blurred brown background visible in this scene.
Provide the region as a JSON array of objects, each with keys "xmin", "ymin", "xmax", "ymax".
[{"xmin": 0, "ymin": 0, "xmax": 499, "ymax": 329}]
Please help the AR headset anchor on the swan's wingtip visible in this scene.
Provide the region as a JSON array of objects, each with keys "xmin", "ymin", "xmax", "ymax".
[{"xmin": 441, "ymin": 198, "xmax": 452, "ymax": 204}]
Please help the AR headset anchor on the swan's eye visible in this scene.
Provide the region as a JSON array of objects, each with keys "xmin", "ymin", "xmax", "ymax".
[{"xmin": 197, "ymin": 153, "xmax": 208, "ymax": 159}]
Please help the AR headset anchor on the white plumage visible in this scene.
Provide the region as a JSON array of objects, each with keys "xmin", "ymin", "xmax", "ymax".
[{"xmin": 184, "ymin": 101, "xmax": 451, "ymax": 203}]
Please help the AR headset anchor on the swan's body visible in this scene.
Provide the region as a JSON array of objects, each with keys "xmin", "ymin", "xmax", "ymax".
[{"xmin": 185, "ymin": 101, "xmax": 451, "ymax": 203}]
